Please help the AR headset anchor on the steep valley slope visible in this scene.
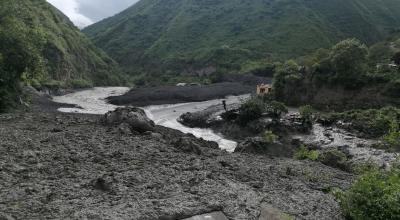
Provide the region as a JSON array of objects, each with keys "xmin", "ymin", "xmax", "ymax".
[{"xmin": 84, "ymin": 0, "xmax": 400, "ymax": 76}]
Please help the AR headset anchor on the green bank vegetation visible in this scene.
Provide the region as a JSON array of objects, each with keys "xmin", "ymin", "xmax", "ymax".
[{"xmin": 0, "ymin": 0, "xmax": 127, "ymax": 111}]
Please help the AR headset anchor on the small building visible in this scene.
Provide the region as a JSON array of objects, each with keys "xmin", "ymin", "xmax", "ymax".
[{"xmin": 257, "ymin": 84, "xmax": 272, "ymax": 95}]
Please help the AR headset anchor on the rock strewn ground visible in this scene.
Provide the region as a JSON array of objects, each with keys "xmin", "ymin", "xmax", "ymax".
[{"xmin": 0, "ymin": 111, "xmax": 353, "ymax": 219}]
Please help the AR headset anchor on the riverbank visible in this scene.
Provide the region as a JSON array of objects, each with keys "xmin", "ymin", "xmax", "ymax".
[
  {"xmin": 108, "ymin": 81, "xmax": 264, "ymax": 107},
  {"xmin": 0, "ymin": 108, "xmax": 353, "ymax": 219},
  {"xmin": 178, "ymin": 100, "xmax": 399, "ymax": 169}
]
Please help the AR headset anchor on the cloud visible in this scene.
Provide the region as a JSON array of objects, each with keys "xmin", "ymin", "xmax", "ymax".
[
  {"xmin": 78, "ymin": 0, "xmax": 139, "ymax": 22},
  {"xmin": 47, "ymin": 0, "xmax": 139, "ymax": 28},
  {"xmin": 47, "ymin": 0, "xmax": 94, "ymax": 28}
]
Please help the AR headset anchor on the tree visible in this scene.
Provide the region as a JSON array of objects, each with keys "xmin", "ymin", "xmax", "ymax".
[
  {"xmin": 273, "ymin": 60, "xmax": 301, "ymax": 99},
  {"xmin": 329, "ymin": 39, "xmax": 369, "ymax": 82},
  {"xmin": 383, "ymin": 119, "xmax": 400, "ymax": 151},
  {"xmin": 266, "ymin": 101, "xmax": 288, "ymax": 119},
  {"xmin": 337, "ymin": 169, "xmax": 400, "ymax": 220},
  {"xmin": 299, "ymin": 105, "xmax": 314, "ymax": 128},
  {"xmin": 0, "ymin": 18, "xmax": 46, "ymax": 112},
  {"xmin": 391, "ymin": 51, "xmax": 400, "ymax": 66},
  {"xmin": 238, "ymin": 97, "xmax": 265, "ymax": 125}
]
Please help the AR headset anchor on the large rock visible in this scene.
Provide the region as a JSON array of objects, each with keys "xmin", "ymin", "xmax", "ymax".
[
  {"xmin": 318, "ymin": 148, "xmax": 350, "ymax": 171},
  {"xmin": 173, "ymin": 137, "xmax": 203, "ymax": 155},
  {"xmin": 179, "ymin": 112, "xmax": 208, "ymax": 128},
  {"xmin": 236, "ymin": 137, "xmax": 294, "ymax": 157},
  {"xmin": 102, "ymin": 107, "xmax": 155, "ymax": 133}
]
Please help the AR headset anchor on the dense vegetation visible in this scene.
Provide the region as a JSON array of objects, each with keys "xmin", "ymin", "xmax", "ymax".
[
  {"xmin": 337, "ymin": 168, "xmax": 400, "ymax": 220},
  {"xmin": 0, "ymin": 18, "xmax": 46, "ymax": 111},
  {"xmin": 84, "ymin": 0, "xmax": 400, "ymax": 81},
  {"xmin": 321, "ymin": 107, "xmax": 400, "ymax": 137},
  {"xmin": 271, "ymin": 38, "xmax": 400, "ymax": 109},
  {"xmin": 0, "ymin": 0, "xmax": 127, "ymax": 111},
  {"xmin": 237, "ymin": 96, "xmax": 288, "ymax": 125}
]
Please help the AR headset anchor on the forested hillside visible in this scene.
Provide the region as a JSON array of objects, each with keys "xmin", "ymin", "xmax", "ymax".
[
  {"xmin": 84, "ymin": 0, "xmax": 400, "ymax": 78},
  {"xmin": 0, "ymin": 0, "xmax": 126, "ymax": 111}
]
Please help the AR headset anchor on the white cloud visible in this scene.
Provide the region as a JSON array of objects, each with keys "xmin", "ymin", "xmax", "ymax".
[{"xmin": 47, "ymin": 0, "xmax": 94, "ymax": 28}]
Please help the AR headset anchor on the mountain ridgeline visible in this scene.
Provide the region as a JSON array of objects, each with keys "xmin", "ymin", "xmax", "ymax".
[
  {"xmin": 84, "ymin": 0, "xmax": 400, "ymax": 79},
  {"xmin": 0, "ymin": 0, "xmax": 125, "ymax": 89}
]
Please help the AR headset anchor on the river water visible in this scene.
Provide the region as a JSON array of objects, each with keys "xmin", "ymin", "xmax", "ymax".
[{"xmin": 52, "ymin": 87, "xmax": 247, "ymax": 151}]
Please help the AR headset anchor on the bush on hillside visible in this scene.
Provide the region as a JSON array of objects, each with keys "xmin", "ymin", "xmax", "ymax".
[
  {"xmin": 383, "ymin": 120, "xmax": 400, "ymax": 152},
  {"xmin": 337, "ymin": 169, "xmax": 400, "ymax": 220},
  {"xmin": 238, "ymin": 97, "xmax": 266, "ymax": 125},
  {"xmin": 299, "ymin": 105, "xmax": 314, "ymax": 125},
  {"xmin": 329, "ymin": 39, "xmax": 369, "ymax": 86},
  {"xmin": 323, "ymin": 107, "xmax": 400, "ymax": 137},
  {"xmin": 263, "ymin": 130, "xmax": 278, "ymax": 144},
  {"xmin": 70, "ymin": 79, "xmax": 93, "ymax": 89},
  {"xmin": 294, "ymin": 145, "xmax": 319, "ymax": 161},
  {"xmin": 318, "ymin": 149, "xmax": 349, "ymax": 171},
  {"xmin": 266, "ymin": 101, "xmax": 289, "ymax": 119},
  {"xmin": 273, "ymin": 60, "xmax": 302, "ymax": 99},
  {"xmin": 0, "ymin": 18, "xmax": 46, "ymax": 112}
]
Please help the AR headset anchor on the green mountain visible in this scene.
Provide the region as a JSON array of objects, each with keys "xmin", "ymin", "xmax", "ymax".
[
  {"xmin": 0, "ymin": 0, "xmax": 125, "ymax": 88},
  {"xmin": 84, "ymin": 0, "xmax": 400, "ymax": 78}
]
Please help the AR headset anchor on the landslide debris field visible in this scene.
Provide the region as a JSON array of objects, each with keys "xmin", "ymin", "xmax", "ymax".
[{"xmin": 0, "ymin": 110, "xmax": 353, "ymax": 219}]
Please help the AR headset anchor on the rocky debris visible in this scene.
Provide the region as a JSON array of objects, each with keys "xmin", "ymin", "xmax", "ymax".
[
  {"xmin": 0, "ymin": 214, "xmax": 16, "ymax": 220},
  {"xmin": 235, "ymin": 137, "xmax": 294, "ymax": 157},
  {"xmin": 183, "ymin": 211, "xmax": 228, "ymax": 220},
  {"xmin": 178, "ymin": 112, "xmax": 207, "ymax": 128},
  {"xmin": 259, "ymin": 204, "xmax": 294, "ymax": 220},
  {"xmin": 178, "ymin": 103, "xmax": 241, "ymax": 128},
  {"xmin": 102, "ymin": 107, "xmax": 155, "ymax": 133},
  {"xmin": 173, "ymin": 137, "xmax": 203, "ymax": 155},
  {"xmin": 144, "ymin": 131, "xmax": 164, "ymax": 139},
  {"xmin": 292, "ymin": 124, "xmax": 398, "ymax": 168},
  {"xmin": 0, "ymin": 112, "xmax": 354, "ymax": 219},
  {"xmin": 179, "ymin": 112, "xmax": 209, "ymax": 128}
]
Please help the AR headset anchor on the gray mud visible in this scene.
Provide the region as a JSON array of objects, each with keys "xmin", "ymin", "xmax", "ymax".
[
  {"xmin": 107, "ymin": 82, "xmax": 257, "ymax": 107},
  {"xmin": 0, "ymin": 111, "xmax": 353, "ymax": 219}
]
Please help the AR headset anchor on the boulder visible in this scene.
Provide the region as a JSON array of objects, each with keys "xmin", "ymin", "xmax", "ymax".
[
  {"xmin": 318, "ymin": 148, "xmax": 350, "ymax": 171},
  {"xmin": 179, "ymin": 112, "xmax": 208, "ymax": 128},
  {"xmin": 236, "ymin": 137, "xmax": 293, "ymax": 157},
  {"xmin": 102, "ymin": 107, "xmax": 155, "ymax": 133},
  {"xmin": 173, "ymin": 137, "xmax": 202, "ymax": 155}
]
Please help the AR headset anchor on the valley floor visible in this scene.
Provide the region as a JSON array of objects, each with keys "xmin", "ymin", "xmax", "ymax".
[{"xmin": 0, "ymin": 99, "xmax": 353, "ymax": 220}]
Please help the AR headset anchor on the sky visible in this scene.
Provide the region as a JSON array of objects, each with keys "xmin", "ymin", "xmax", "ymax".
[{"xmin": 47, "ymin": 0, "xmax": 139, "ymax": 28}]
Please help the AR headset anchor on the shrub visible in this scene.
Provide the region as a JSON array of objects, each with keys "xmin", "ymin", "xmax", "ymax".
[
  {"xmin": 383, "ymin": 120, "xmax": 400, "ymax": 152},
  {"xmin": 384, "ymin": 79, "xmax": 400, "ymax": 97},
  {"xmin": 266, "ymin": 101, "xmax": 288, "ymax": 119},
  {"xmin": 249, "ymin": 62, "xmax": 276, "ymax": 77},
  {"xmin": 323, "ymin": 107, "xmax": 400, "ymax": 137},
  {"xmin": 70, "ymin": 79, "xmax": 93, "ymax": 89},
  {"xmin": 299, "ymin": 105, "xmax": 313, "ymax": 122},
  {"xmin": 238, "ymin": 97, "xmax": 265, "ymax": 125},
  {"xmin": 329, "ymin": 39, "xmax": 369, "ymax": 85},
  {"xmin": 29, "ymin": 78, "xmax": 42, "ymax": 90},
  {"xmin": 318, "ymin": 149, "xmax": 349, "ymax": 171},
  {"xmin": 337, "ymin": 169, "xmax": 400, "ymax": 220},
  {"xmin": 42, "ymin": 80, "xmax": 65, "ymax": 90},
  {"xmin": 263, "ymin": 130, "xmax": 278, "ymax": 144},
  {"xmin": 294, "ymin": 145, "xmax": 319, "ymax": 161},
  {"xmin": 0, "ymin": 18, "xmax": 46, "ymax": 112}
]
